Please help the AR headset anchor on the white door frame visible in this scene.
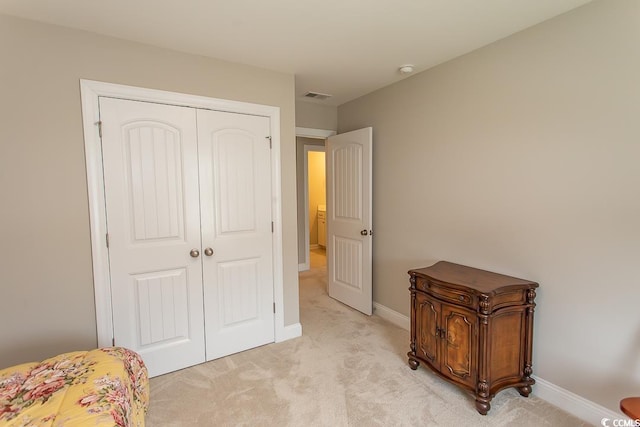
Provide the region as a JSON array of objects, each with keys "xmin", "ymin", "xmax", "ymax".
[
  {"xmin": 296, "ymin": 127, "xmax": 335, "ymax": 271},
  {"xmin": 81, "ymin": 79, "xmax": 286, "ymax": 347}
]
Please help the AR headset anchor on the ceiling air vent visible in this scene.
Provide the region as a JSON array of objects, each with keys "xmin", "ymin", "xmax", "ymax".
[{"xmin": 303, "ymin": 91, "xmax": 332, "ymax": 101}]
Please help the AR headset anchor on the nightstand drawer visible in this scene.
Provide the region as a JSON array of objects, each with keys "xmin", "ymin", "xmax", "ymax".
[{"xmin": 416, "ymin": 277, "xmax": 474, "ymax": 307}]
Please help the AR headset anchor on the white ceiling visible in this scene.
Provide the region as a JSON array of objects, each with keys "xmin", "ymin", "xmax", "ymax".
[{"xmin": 0, "ymin": 0, "xmax": 592, "ymax": 106}]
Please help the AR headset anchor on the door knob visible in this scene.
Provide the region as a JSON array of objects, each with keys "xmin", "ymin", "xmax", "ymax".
[
  {"xmin": 190, "ymin": 249, "xmax": 200, "ymax": 258},
  {"xmin": 360, "ymin": 229, "xmax": 368, "ymax": 236},
  {"xmin": 204, "ymin": 247, "xmax": 214, "ymax": 256}
]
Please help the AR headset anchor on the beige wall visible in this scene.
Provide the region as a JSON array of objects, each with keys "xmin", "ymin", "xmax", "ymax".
[
  {"xmin": 308, "ymin": 151, "xmax": 326, "ymax": 245},
  {"xmin": 338, "ymin": 0, "xmax": 639, "ymax": 412},
  {"xmin": 295, "ymin": 101, "xmax": 338, "ymax": 131},
  {"xmin": 0, "ymin": 14, "xmax": 298, "ymax": 368}
]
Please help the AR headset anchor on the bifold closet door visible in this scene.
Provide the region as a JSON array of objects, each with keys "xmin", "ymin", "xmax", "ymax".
[
  {"xmin": 100, "ymin": 97, "xmax": 206, "ymax": 377},
  {"xmin": 197, "ymin": 109, "xmax": 275, "ymax": 360},
  {"xmin": 100, "ymin": 97, "xmax": 276, "ymax": 376}
]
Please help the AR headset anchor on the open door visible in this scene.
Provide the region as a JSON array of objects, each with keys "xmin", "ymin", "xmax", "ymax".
[{"xmin": 326, "ymin": 127, "xmax": 372, "ymax": 315}]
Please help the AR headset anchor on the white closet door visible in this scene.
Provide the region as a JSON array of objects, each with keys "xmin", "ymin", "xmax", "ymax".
[
  {"xmin": 197, "ymin": 109, "xmax": 275, "ymax": 360},
  {"xmin": 100, "ymin": 97, "xmax": 205, "ymax": 377}
]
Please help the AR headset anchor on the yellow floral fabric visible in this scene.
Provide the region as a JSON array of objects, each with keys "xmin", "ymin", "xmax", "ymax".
[{"xmin": 0, "ymin": 347, "xmax": 149, "ymax": 427}]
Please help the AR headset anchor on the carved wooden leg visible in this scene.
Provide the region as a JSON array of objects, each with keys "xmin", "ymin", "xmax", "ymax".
[
  {"xmin": 517, "ymin": 385, "xmax": 532, "ymax": 397},
  {"xmin": 476, "ymin": 380, "xmax": 490, "ymax": 415},
  {"xmin": 519, "ymin": 365, "xmax": 535, "ymax": 397},
  {"xmin": 475, "ymin": 398, "xmax": 490, "ymax": 415},
  {"xmin": 408, "ymin": 357, "xmax": 419, "ymax": 370}
]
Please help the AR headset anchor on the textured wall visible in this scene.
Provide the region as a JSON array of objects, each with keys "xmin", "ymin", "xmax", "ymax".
[
  {"xmin": 295, "ymin": 101, "xmax": 337, "ymax": 131},
  {"xmin": 0, "ymin": 14, "xmax": 298, "ymax": 367},
  {"xmin": 338, "ymin": 0, "xmax": 640, "ymax": 412}
]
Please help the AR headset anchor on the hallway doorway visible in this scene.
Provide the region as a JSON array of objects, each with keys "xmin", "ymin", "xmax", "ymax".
[
  {"xmin": 296, "ymin": 127, "xmax": 374, "ymax": 315},
  {"xmin": 296, "ymin": 134, "xmax": 329, "ymax": 271}
]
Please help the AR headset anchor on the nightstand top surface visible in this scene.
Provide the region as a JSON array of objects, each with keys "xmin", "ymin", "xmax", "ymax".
[{"xmin": 409, "ymin": 261, "xmax": 538, "ymax": 293}]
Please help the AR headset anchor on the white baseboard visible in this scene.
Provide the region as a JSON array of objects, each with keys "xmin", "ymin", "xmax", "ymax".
[
  {"xmin": 373, "ymin": 301, "xmax": 410, "ymax": 331},
  {"xmin": 277, "ymin": 322, "xmax": 302, "ymax": 342},
  {"xmin": 298, "ymin": 262, "xmax": 309, "ymax": 272},
  {"xmin": 309, "ymin": 244, "xmax": 320, "ymax": 250},
  {"xmin": 532, "ymin": 375, "xmax": 623, "ymax": 425}
]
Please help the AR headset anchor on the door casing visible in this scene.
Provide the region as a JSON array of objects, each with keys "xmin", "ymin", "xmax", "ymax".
[{"xmin": 80, "ymin": 79, "xmax": 287, "ymax": 348}]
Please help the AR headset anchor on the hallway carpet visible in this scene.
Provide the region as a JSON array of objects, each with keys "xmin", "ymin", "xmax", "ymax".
[{"xmin": 146, "ymin": 251, "xmax": 587, "ymax": 426}]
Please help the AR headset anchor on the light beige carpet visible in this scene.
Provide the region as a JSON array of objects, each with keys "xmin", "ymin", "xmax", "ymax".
[{"xmin": 147, "ymin": 249, "xmax": 588, "ymax": 426}]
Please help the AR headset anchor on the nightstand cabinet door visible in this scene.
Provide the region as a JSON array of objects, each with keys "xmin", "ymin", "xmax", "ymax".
[
  {"xmin": 440, "ymin": 303, "xmax": 477, "ymax": 388},
  {"xmin": 414, "ymin": 292, "xmax": 440, "ymax": 369}
]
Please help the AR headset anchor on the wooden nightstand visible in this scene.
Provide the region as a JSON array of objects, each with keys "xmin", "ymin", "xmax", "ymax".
[{"xmin": 408, "ymin": 261, "xmax": 539, "ymax": 415}]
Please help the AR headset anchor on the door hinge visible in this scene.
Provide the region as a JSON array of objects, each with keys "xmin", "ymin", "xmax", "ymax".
[
  {"xmin": 112, "ymin": 337, "xmax": 115, "ymax": 346},
  {"xmin": 271, "ymin": 222, "xmax": 274, "ymax": 233},
  {"xmin": 266, "ymin": 136, "xmax": 272, "ymax": 149},
  {"xmin": 273, "ymin": 302, "xmax": 276, "ymax": 313},
  {"xmin": 96, "ymin": 121, "xmax": 103, "ymax": 138},
  {"xmin": 105, "ymin": 233, "xmax": 110, "ymax": 248}
]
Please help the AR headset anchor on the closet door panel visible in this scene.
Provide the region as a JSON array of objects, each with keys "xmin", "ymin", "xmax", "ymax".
[
  {"xmin": 216, "ymin": 132, "xmax": 257, "ymax": 233},
  {"xmin": 100, "ymin": 97, "xmax": 205, "ymax": 377},
  {"xmin": 197, "ymin": 110, "xmax": 275, "ymax": 361}
]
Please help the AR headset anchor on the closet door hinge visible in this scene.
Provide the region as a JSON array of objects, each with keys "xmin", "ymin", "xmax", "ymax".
[
  {"xmin": 266, "ymin": 136, "xmax": 272, "ymax": 149},
  {"xmin": 271, "ymin": 222, "xmax": 274, "ymax": 233},
  {"xmin": 112, "ymin": 338, "xmax": 115, "ymax": 346},
  {"xmin": 105, "ymin": 233, "xmax": 110, "ymax": 248},
  {"xmin": 273, "ymin": 303, "xmax": 276, "ymax": 313},
  {"xmin": 96, "ymin": 121, "xmax": 103, "ymax": 138}
]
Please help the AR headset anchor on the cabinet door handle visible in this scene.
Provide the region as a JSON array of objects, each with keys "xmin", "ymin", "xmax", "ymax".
[{"xmin": 438, "ymin": 327, "xmax": 448, "ymax": 340}]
